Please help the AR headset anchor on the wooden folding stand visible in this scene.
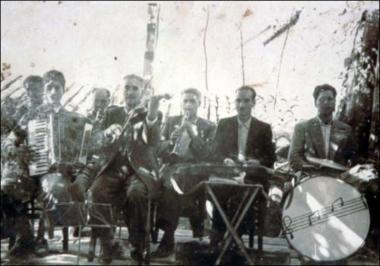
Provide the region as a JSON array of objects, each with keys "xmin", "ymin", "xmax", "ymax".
[{"xmin": 201, "ymin": 182, "xmax": 268, "ymax": 266}]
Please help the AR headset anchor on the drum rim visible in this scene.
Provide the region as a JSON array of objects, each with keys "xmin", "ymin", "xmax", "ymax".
[{"xmin": 281, "ymin": 175, "xmax": 371, "ymax": 262}]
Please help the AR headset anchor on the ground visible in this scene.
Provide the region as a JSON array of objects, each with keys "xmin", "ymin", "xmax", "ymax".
[{"xmin": 1, "ymin": 217, "xmax": 379, "ymax": 265}]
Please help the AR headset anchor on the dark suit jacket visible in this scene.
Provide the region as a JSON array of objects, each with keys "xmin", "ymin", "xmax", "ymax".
[
  {"xmin": 159, "ymin": 115, "xmax": 216, "ymax": 163},
  {"xmin": 213, "ymin": 116, "xmax": 275, "ymax": 168},
  {"xmin": 288, "ymin": 117, "xmax": 357, "ymax": 171},
  {"xmin": 98, "ymin": 105, "xmax": 162, "ymax": 196}
]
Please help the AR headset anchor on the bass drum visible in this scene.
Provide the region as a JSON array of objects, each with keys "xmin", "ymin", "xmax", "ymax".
[{"xmin": 282, "ymin": 176, "xmax": 370, "ymax": 262}]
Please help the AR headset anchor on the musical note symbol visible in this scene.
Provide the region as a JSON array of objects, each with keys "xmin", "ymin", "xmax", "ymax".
[
  {"xmin": 282, "ymin": 216, "xmax": 294, "ymax": 239},
  {"xmin": 331, "ymin": 197, "xmax": 344, "ymax": 212},
  {"xmin": 308, "ymin": 210, "xmax": 321, "ymax": 226},
  {"xmin": 360, "ymin": 195, "xmax": 368, "ymax": 209}
]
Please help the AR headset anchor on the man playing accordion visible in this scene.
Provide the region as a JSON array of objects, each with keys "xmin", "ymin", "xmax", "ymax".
[
  {"xmin": 152, "ymin": 88, "xmax": 216, "ymax": 258},
  {"xmin": 2, "ymin": 70, "xmax": 97, "ymax": 257}
]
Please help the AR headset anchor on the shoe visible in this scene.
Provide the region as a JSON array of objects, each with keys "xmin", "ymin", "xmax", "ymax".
[
  {"xmin": 151, "ymin": 232, "xmax": 175, "ymax": 258},
  {"xmin": 9, "ymin": 238, "xmax": 35, "ymax": 259},
  {"xmin": 100, "ymin": 240, "xmax": 129, "ymax": 264},
  {"xmin": 72, "ymin": 226, "xmax": 91, "ymax": 237},
  {"xmin": 209, "ymin": 230, "xmax": 223, "ymax": 247},
  {"xmin": 193, "ymin": 227, "xmax": 208, "ymax": 239},
  {"xmin": 130, "ymin": 248, "xmax": 144, "ymax": 263},
  {"xmin": 151, "ymin": 242, "xmax": 174, "ymax": 258},
  {"xmin": 34, "ymin": 237, "xmax": 49, "ymax": 257}
]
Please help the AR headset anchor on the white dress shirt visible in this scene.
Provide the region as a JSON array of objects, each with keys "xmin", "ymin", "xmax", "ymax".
[
  {"xmin": 237, "ymin": 117, "xmax": 251, "ymax": 160},
  {"xmin": 318, "ymin": 118, "xmax": 332, "ymax": 158}
]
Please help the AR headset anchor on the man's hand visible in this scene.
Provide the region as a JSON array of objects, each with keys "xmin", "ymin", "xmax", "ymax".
[
  {"xmin": 170, "ymin": 126, "xmax": 183, "ymax": 143},
  {"xmin": 147, "ymin": 93, "xmax": 171, "ymax": 122},
  {"xmin": 104, "ymin": 124, "xmax": 122, "ymax": 143},
  {"xmin": 245, "ymin": 158, "xmax": 260, "ymax": 166},
  {"xmin": 223, "ymin": 157, "xmax": 236, "ymax": 167},
  {"xmin": 183, "ymin": 121, "xmax": 197, "ymax": 138},
  {"xmin": 7, "ymin": 144, "xmax": 37, "ymax": 164}
]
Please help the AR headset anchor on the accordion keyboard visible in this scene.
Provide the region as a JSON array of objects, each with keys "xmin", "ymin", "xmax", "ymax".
[{"xmin": 28, "ymin": 118, "xmax": 51, "ymax": 176}]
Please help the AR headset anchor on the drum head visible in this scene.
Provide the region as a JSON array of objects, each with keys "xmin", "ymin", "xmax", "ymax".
[{"xmin": 282, "ymin": 176, "xmax": 370, "ymax": 262}]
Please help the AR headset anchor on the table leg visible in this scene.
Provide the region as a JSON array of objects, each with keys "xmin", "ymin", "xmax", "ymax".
[
  {"xmin": 218, "ymin": 188, "xmax": 259, "ymax": 262},
  {"xmin": 215, "ymin": 189, "xmax": 258, "ymax": 264},
  {"xmin": 206, "ymin": 186, "xmax": 255, "ymax": 266}
]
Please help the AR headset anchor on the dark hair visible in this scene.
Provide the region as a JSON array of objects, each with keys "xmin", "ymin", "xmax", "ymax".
[
  {"xmin": 23, "ymin": 75, "xmax": 43, "ymax": 90},
  {"xmin": 123, "ymin": 74, "xmax": 144, "ymax": 84},
  {"xmin": 182, "ymin": 88, "xmax": 202, "ymax": 102},
  {"xmin": 94, "ymin": 88, "xmax": 111, "ymax": 98},
  {"xmin": 236, "ymin": 85, "xmax": 256, "ymax": 101},
  {"xmin": 43, "ymin": 70, "xmax": 65, "ymax": 89},
  {"xmin": 313, "ymin": 84, "xmax": 337, "ymax": 101}
]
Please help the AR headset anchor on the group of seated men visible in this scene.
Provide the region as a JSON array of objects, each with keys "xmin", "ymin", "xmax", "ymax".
[{"xmin": 1, "ymin": 70, "xmax": 356, "ymax": 264}]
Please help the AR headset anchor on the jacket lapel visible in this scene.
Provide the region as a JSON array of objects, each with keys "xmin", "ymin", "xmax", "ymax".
[
  {"xmin": 230, "ymin": 117, "xmax": 239, "ymax": 157},
  {"xmin": 328, "ymin": 120, "xmax": 338, "ymax": 160},
  {"xmin": 172, "ymin": 116, "xmax": 183, "ymax": 133},
  {"xmin": 308, "ymin": 117, "xmax": 326, "ymax": 158},
  {"xmin": 246, "ymin": 117, "xmax": 257, "ymax": 156},
  {"xmin": 329, "ymin": 120, "xmax": 348, "ymax": 161}
]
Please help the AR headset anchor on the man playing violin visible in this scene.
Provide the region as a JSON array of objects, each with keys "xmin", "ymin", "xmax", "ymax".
[
  {"xmin": 152, "ymin": 88, "xmax": 216, "ymax": 258},
  {"xmin": 87, "ymin": 74, "xmax": 167, "ymax": 263}
]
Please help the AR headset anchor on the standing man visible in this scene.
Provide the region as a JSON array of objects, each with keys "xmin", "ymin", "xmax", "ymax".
[
  {"xmin": 152, "ymin": 88, "xmax": 216, "ymax": 257},
  {"xmin": 212, "ymin": 85, "xmax": 276, "ymax": 244},
  {"xmin": 88, "ymin": 74, "xmax": 166, "ymax": 264},
  {"xmin": 288, "ymin": 84, "xmax": 356, "ymax": 172},
  {"xmin": 0, "ymin": 75, "xmax": 44, "ymax": 260},
  {"xmin": 14, "ymin": 75, "xmax": 45, "ymax": 126}
]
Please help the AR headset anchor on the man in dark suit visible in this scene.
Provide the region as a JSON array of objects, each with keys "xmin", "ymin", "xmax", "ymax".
[
  {"xmin": 211, "ymin": 85, "xmax": 276, "ymax": 244},
  {"xmin": 287, "ymin": 85, "xmax": 357, "ymax": 266},
  {"xmin": 88, "ymin": 74, "xmax": 166, "ymax": 264},
  {"xmin": 213, "ymin": 88, "xmax": 275, "ymax": 168},
  {"xmin": 14, "ymin": 75, "xmax": 44, "ymax": 126},
  {"xmin": 2, "ymin": 70, "xmax": 94, "ymax": 257},
  {"xmin": 288, "ymin": 84, "xmax": 356, "ymax": 172},
  {"xmin": 86, "ymin": 88, "xmax": 110, "ymax": 126},
  {"xmin": 0, "ymin": 75, "xmax": 44, "ymax": 258},
  {"xmin": 152, "ymin": 88, "xmax": 216, "ymax": 257}
]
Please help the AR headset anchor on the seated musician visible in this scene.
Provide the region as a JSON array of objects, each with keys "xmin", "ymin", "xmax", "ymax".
[
  {"xmin": 3, "ymin": 70, "xmax": 96, "ymax": 255},
  {"xmin": 152, "ymin": 88, "xmax": 216, "ymax": 258},
  {"xmin": 288, "ymin": 84, "xmax": 357, "ymax": 174},
  {"xmin": 87, "ymin": 74, "xmax": 166, "ymax": 264},
  {"xmin": 1, "ymin": 75, "xmax": 44, "ymax": 259},
  {"xmin": 287, "ymin": 85, "xmax": 358, "ymax": 266},
  {"xmin": 86, "ymin": 87, "xmax": 111, "ymax": 126},
  {"xmin": 211, "ymin": 85, "xmax": 276, "ymax": 245}
]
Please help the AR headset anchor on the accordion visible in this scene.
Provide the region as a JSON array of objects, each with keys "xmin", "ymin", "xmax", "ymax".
[{"xmin": 27, "ymin": 112, "xmax": 93, "ymax": 176}]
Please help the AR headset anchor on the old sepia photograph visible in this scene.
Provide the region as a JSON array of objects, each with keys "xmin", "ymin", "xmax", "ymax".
[{"xmin": 1, "ymin": 1, "xmax": 379, "ymax": 265}]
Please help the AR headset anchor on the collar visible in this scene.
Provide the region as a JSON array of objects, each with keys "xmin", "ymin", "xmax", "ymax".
[
  {"xmin": 317, "ymin": 116, "xmax": 332, "ymax": 126},
  {"xmin": 237, "ymin": 116, "xmax": 252, "ymax": 129},
  {"xmin": 124, "ymin": 105, "xmax": 146, "ymax": 116},
  {"xmin": 53, "ymin": 105, "xmax": 63, "ymax": 113},
  {"xmin": 182, "ymin": 115, "xmax": 199, "ymax": 125},
  {"xmin": 43, "ymin": 103, "xmax": 62, "ymax": 113}
]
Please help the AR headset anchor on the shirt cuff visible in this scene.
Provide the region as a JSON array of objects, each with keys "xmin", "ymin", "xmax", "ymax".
[{"xmin": 145, "ymin": 116, "xmax": 158, "ymax": 127}]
